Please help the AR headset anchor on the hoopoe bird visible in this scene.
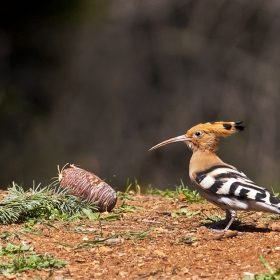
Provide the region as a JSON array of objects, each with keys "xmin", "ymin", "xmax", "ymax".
[{"xmin": 149, "ymin": 121, "xmax": 280, "ymax": 231}]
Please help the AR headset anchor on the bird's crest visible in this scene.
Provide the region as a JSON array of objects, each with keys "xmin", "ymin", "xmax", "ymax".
[{"xmin": 187, "ymin": 121, "xmax": 245, "ymax": 138}]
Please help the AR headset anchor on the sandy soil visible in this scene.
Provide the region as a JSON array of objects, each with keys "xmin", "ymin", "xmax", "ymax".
[{"xmin": 1, "ymin": 194, "xmax": 280, "ymax": 280}]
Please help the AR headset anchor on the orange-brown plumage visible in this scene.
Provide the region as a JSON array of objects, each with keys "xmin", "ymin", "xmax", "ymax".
[
  {"xmin": 185, "ymin": 121, "xmax": 244, "ymax": 152},
  {"xmin": 150, "ymin": 121, "xmax": 280, "ymax": 231}
]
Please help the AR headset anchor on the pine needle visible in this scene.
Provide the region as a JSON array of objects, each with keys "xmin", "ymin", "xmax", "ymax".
[{"xmin": 0, "ymin": 181, "xmax": 98, "ymax": 224}]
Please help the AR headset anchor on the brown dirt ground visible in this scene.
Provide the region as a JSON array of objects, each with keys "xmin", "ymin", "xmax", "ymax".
[{"xmin": 1, "ymin": 193, "xmax": 280, "ymax": 280}]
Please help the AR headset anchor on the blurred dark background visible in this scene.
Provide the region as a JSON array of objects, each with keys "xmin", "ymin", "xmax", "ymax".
[{"xmin": 1, "ymin": 0, "xmax": 280, "ymax": 191}]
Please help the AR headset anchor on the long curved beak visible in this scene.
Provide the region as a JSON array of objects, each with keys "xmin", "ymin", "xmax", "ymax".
[{"xmin": 149, "ymin": 135, "xmax": 189, "ymax": 151}]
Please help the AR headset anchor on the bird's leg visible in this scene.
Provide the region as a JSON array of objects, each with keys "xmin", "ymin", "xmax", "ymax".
[
  {"xmin": 223, "ymin": 209, "xmax": 236, "ymax": 231},
  {"xmin": 207, "ymin": 209, "xmax": 236, "ymax": 231}
]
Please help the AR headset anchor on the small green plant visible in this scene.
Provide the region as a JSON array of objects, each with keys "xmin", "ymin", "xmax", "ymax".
[
  {"xmin": 125, "ymin": 227, "xmax": 154, "ymax": 241},
  {"xmin": 78, "ymin": 209, "xmax": 120, "ymax": 240},
  {"xmin": 270, "ymin": 215, "xmax": 280, "ymax": 221},
  {"xmin": 146, "ymin": 180, "xmax": 204, "ymax": 203},
  {"xmin": 243, "ymin": 255, "xmax": 280, "ymax": 280},
  {"xmin": 0, "ymin": 243, "xmax": 32, "ymax": 255},
  {"xmin": 271, "ymin": 187, "xmax": 280, "ymax": 198},
  {"xmin": 82, "ymin": 208, "xmax": 119, "ymax": 221},
  {"xmin": 117, "ymin": 178, "xmax": 141, "ymax": 200},
  {"xmin": 201, "ymin": 209, "xmax": 224, "ymax": 224},
  {"xmin": 0, "ymin": 243, "xmax": 66, "ymax": 276},
  {"xmin": 175, "ymin": 235, "xmax": 197, "ymax": 245},
  {"xmin": 114, "ymin": 200, "xmax": 144, "ymax": 214},
  {"xmin": 115, "ymin": 178, "xmax": 145, "ymax": 214},
  {"xmin": 0, "ymin": 254, "xmax": 65, "ymax": 276},
  {"xmin": 171, "ymin": 209, "xmax": 201, "ymax": 218},
  {"xmin": 0, "ymin": 231, "xmax": 21, "ymax": 241}
]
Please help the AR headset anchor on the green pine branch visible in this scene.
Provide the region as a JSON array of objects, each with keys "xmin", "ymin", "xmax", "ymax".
[{"xmin": 0, "ymin": 181, "xmax": 98, "ymax": 224}]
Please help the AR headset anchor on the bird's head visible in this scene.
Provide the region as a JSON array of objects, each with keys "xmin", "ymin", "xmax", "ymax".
[{"xmin": 149, "ymin": 121, "xmax": 245, "ymax": 153}]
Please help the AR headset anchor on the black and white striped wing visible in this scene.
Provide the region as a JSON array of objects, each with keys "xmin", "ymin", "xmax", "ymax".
[{"xmin": 195, "ymin": 165, "xmax": 280, "ymax": 212}]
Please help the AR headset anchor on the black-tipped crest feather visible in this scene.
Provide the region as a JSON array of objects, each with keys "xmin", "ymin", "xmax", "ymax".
[{"xmin": 234, "ymin": 121, "xmax": 245, "ymax": 131}]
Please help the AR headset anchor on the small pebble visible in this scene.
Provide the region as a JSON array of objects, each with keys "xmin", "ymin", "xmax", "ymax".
[
  {"xmin": 271, "ymin": 223, "xmax": 280, "ymax": 231},
  {"xmin": 119, "ymin": 271, "xmax": 128, "ymax": 277}
]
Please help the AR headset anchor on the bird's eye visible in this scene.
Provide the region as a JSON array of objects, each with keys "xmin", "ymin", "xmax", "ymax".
[{"xmin": 194, "ymin": 131, "xmax": 202, "ymax": 137}]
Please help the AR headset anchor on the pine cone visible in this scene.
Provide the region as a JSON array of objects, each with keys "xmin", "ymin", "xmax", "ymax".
[{"xmin": 58, "ymin": 165, "xmax": 117, "ymax": 212}]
